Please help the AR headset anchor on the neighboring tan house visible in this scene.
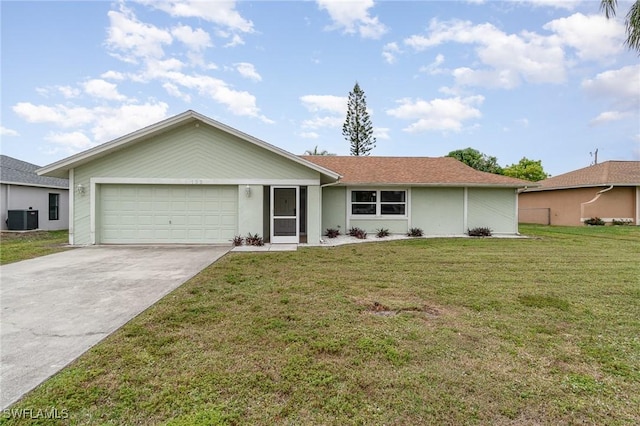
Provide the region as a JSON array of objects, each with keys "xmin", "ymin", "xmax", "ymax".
[
  {"xmin": 1, "ymin": 155, "xmax": 69, "ymax": 231},
  {"xmin": 519, "ymin": 161, "xmax": 640, "ymax": 226},
  {"xmin": 37, "ymin": 110, "xmax": 530, "ymax": 246}
]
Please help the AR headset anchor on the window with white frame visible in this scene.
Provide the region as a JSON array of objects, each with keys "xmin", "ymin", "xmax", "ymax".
[{"xmin": 351, "ymin": 190, "xmax": 406, "ymax": 216}]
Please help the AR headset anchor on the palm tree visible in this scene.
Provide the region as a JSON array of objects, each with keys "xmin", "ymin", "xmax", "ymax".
[
  {"xmin": 304, "ymin": 145, "xmax": 335, "ymax": 156},
  {"xmin": 601, "ymin": 0, "xmax": 640, "ymax": 53}
]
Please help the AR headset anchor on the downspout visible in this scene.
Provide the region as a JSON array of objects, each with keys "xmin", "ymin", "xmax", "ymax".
[{"xmin": 580, "ymin": 185, "xmax": 614, "ymax": 223}]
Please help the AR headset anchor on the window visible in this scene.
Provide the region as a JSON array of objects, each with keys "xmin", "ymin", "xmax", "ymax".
[
  {"xmin": 351, "ymin": 190, "xmax": 406, "ymax": 216},
  {"xmin": 49, "ymin": 193, "xmax": 59, "ymax": 221}
]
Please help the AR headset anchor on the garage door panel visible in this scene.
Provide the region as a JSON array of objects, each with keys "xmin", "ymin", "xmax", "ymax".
[{"xmin": 100, "ymin": 184, "xmax": 237, "ymax": 244}]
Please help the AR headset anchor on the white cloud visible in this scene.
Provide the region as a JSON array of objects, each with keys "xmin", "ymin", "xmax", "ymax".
[
  {"xmin": 406, "ymin": 19, "xmax": 569, "ymax": 88},
  {"xmin": 82, "ymin": 79, "xmax": 127, "ymax": 101},
  {"xmin": 544, "ymin": 13, "xmax": 624, "ymax": 61},
  {"xmin": 299, "ymin": 132, "xmax": 320, "ymax": 139},
  {"xmin": 136, "ymin": 0, "xmax": 254, "ymax": 33},
  {"xmin": 12, "ymin": 101, "xmax": 170, "ymax": 150},
  {"xmin": 316, "ymin": 0, "xmax": 387, "ymax": 39},
  {"xmin": 235, "ymin": 62, "xmax": 262, "ymax": 82},
  {"xmin": 13, "ymin": 103, "xmax": 95, "ymax": 128},
  {"xmin": 419, "ymin": 54, "xmax": 445, "ymax": 75},
  {"xmin": 301, "ymin": 116, "xmax": 343, "ymax": 130},
  {"xmin": 382, "ymin": 42, "xmax": 401, "ymax": 64},
  {"xmin": 58, "ymin": 85, "xmax": 81, "ymax": 98},
  {"xmin": 300, "ymin": 95, "xmax": 347, "ymax": 114},
  {"xmin": 1, "ymin": 126, "xmax": 19, "ymax": 136},
  {"xmin": 386, "ymin": 95, "xmax": 484, "ymax": 133},
  {"xmin": 517, "ymin": 0, "xmax": 581, "ymax": 10},
  {"xmin": 45, "ymin": 131, "xmax": 94, "ymax": 151},
  {"xmin": 106, "ymin": 5, "xmax": 173, "ymax": 62},
  {"xmin": 374, "ymin": 127, "xmax": 390, "ymax": 140},
  {"xmin": 171, "ymin": 24, "xmax": 212, "ymax": 51},
  {"xmin": 101, "ymin": 70, "xmax": 126, "ymax": 80},
  {"xmin": 589, "ymin": 111, "xmax": 632, "ymax": 125},
  {"xmin": 90, "ymin": 103, "xmax": 169, "ymax": 142},
  {"xmin": 162, "ymin": 82, "xmax": 191, "ymax": 102}
]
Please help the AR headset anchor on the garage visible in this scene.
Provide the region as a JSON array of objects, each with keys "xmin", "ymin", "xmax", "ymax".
[{"xmin": 100, "ymin": 184, "xmax": 237, "ymax": 244}]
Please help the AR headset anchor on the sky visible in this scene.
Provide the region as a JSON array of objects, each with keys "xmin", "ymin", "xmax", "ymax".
[{"xmin": 1, "ymin": 0, "xmax": 639, "ymax": 177}]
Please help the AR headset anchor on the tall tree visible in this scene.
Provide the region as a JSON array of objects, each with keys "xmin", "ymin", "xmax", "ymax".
[
  {"xmin": 503, "ymin": 157, "xmax": 549, "ymax": 182},
  {"xmin": 601, "ymin": 0, "xmax": 640, "ymax": 53},
  {"xmin": 342, "ymin": 82, "xmax": 376, "ymax": 156},
  {"xmin": 304, "ymin": 145, "xmax": 335, "ymax": 156},
  {"xmin": 446, "ymin": 148, "xmax": 503, "ymax": 174}
]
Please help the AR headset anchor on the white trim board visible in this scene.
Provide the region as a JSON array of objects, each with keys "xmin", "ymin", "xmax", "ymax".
[{"xmin": 90, "ymin": 177, "xmax": 320, "ymax": 186}]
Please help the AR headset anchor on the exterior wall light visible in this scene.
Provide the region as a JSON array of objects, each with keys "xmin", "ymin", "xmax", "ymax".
[
  {"xmin": 76, "ymin": 184, "xmax": 86, "ymax": 195},
  {"xmin": 245, "ymin": 185, "xmax": 251, "ymax": 197}
]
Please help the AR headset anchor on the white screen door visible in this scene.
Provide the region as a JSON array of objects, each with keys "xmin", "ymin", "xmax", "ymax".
[{"xmin": 271, "ymin": 186, "xmax": 298, "ymax": 243}]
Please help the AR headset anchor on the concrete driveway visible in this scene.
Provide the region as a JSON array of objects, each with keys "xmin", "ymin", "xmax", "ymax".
[{"xmin": 0, "ymin": 245, "xmax": 229, "ymax": 409}]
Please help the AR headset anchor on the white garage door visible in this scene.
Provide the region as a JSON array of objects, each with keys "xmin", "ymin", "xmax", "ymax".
[{"xmin": 100, "ymin": 184, "xmax": 237, "ymax": 244}]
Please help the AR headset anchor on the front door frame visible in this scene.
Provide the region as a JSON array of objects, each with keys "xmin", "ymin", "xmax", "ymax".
[{"xmin": 271, "ymin": 186, "xmax": 299, "ymax": 244}]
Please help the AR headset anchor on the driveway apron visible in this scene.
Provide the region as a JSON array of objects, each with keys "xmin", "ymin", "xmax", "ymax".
[{"xmin": 0, "ymin": 245, "xmax": 229, "ymax": 409}]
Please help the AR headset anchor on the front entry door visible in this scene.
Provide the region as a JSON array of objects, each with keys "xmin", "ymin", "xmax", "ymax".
[{"xmin": 271, "ymin": 186, "xmax": 298, "ymax": 244}]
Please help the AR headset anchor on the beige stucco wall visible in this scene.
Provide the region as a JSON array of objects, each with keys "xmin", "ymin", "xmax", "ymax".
[{"xmin": 519, "ymin": 186, "xmax": 637, "ymax": 226}]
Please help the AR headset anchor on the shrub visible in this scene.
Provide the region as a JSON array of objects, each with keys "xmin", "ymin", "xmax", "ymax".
[
  {"xmin": 232, "ymin": 235, "xmax": 244, "ymax": 246},
  {"xmin": 407, "ymin": 227, "xmax": 424, "ymax": 237},
  {"xmin": 376, "ymin": 228, "xmax": 390, "ymax": 238},
  {"xmin": 584, "ymin": 217, "xmax": 605, "ymax": 226},
  {"xmin": 325, "ymin": 228, "xmax": 341, "ymax": 238},
  {"xmin": 611, "ymin": 218, "xmax": 633, "ymax": 226},
  {"xmin": 468, "ymin": 227, "xmax": 492, "ymax": 237},
  {"xmin": 245, "ymin": 233, "xmax": 264, "ymax": 246},
  {"xmin": 348, "ymin": 227, "xmax": 367, "ymax": 239}
]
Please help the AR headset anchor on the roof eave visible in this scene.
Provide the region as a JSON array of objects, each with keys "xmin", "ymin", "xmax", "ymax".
[
  {"xmin": 330, "ymin": 182, "xmax": 533, "ymax": 188},
  {"xmin": 0, "ymin": 181, "xmax": 69, "ymax": 189},
  {"xmin": 37, "ymin": 110, "xmax": 341, "ymax": 181},
  {"xmin": 523, "ymin": 182, "xmax": 638, "ymax": 192}
]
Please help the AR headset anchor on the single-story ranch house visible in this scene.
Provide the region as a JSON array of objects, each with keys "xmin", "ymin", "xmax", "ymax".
[
  {"xmin": 1, "ymin": 155, "xmax": 69, "ymax": 231},
  {"xmin": 38, "ymin": 110, "xmax": 531, "ymax": 245},
  {"xmin": 519, "ymin": 161, "xmax": 640, "ymax": 226}
]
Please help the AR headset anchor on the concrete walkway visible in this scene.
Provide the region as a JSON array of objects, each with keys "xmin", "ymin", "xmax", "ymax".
[{"xmin": 0, "ymin": 245, "xmax": 229, "ymax": 409}]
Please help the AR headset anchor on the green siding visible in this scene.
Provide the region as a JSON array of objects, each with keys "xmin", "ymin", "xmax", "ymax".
[
  {"xmin": 238, "ymin": 185, "xmax": 263, "ymax": 237},
  {"xmin": 72, "ymin": 123, "xmax": 322, "ymax": 245},
  {"xmin": 349, "ymin": 219, "xmax": 408, "ymax": 234},
  {"xmin": 468, "ymin": 188, "xmax": 516, "ymax": 234},
  {"xmin": 411, "ymin": 188, "xmax": 465, "ymax": 235},
  {"xmin": 321, "ymin": 186, "xmax": 346, "ymax": 234},
  {"xmin": 306, "ymin": 185, "xmax": 322, "ymax": 244}
]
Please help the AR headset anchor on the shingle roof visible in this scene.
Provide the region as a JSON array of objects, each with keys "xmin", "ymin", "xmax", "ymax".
[
  {"xmin": 0, "ymin": 155, "xmax": 68, "ymax": 188},
  {"xmin": 527, "ymin": 161, "xmax": 640, "ymax": 191},
  {"xmin": 301, "ymin": 156, "xmax": 532, "ymax": 187}
]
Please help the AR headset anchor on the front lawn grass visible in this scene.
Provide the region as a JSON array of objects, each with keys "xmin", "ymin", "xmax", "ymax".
[
  {"xmin": 3, "ymin": 225, "xmax": 639, "ymax": 425},
  {"xmin": 0, "ymin": 230, "xmax": 69, "ymax": 265}
]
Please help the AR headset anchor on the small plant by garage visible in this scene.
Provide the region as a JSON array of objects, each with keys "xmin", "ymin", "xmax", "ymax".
[
  {"xmin": 468, "ymin": 227, "xmax": 492, "ymax": 237},
  {"xmin": 245, "ymin": 233, "xmax": 264, "ymax": 246},
  {"xmin": 232, "ymin": 235, "xmax": 244, "ymax": 246}
]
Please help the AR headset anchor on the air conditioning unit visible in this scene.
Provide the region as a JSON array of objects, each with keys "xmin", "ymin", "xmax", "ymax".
[{"xmin": 7, "ymin": 210, "xmax": 39, "ymax": 231}]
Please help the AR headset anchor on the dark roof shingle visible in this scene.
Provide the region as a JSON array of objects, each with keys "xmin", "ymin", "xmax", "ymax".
[
  {"xmin": 301, "ymin": 156, "xmax": 531, "ymax": 187},
  {"xmin": 0, "ymin": 155, "xmax": 68, "ymax": 188}
]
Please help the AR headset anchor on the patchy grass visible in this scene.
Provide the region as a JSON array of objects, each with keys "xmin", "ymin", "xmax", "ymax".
[
  {"xmin": 0, "ymin": 230, "xmax": 69, "ymax": 265},
  {"xmin": 3, "ymin": 225, "xmax": 640, "ymax": 425}
]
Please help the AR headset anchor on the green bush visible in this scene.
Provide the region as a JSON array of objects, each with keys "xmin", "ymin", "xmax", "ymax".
[{"xmin": 611, "ymin": 218, "xmax": 633, "ymax": 226}]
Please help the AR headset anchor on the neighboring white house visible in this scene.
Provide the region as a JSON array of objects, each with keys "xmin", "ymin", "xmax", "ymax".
[
  {"xmin": 37, "ymin": 110, "xmax": 530, "ymax": 245},
  {"xmin": 1, "ymin": 155, "xmax": 69, "ymax": 231}
]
